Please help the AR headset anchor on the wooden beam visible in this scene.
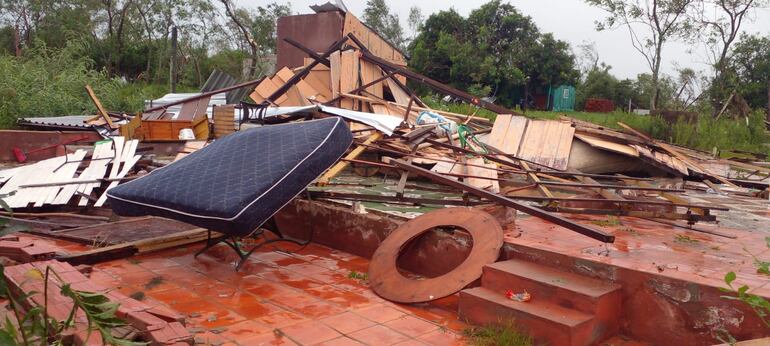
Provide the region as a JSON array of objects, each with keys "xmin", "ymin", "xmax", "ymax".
[
  {"xmin": 317, "ymin": 132, "xmax": 382, "ymax": 186},
  {"xmin": 85, "ymin": 84, "xmax": 117, "ymax": 129},
  {"xmin": 385, "ymin": 158, "xmax": 615, "ymax": 243}
]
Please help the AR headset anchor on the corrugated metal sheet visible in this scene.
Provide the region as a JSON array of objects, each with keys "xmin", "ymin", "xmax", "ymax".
[
  {"xmin": 18, "ymin": 115, "xmax": 93, "ymax": 129},
  {"xmin": 144, "ymin": 93, "xmax": 228, "ymax": 120}
]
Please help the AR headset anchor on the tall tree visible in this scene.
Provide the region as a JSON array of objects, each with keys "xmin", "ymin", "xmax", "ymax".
[
  {"xmin": 586, "ymin": 0, "xmax": 695, "ymax": 110},
  {"xmin": 363, "ymin": 0, "xmax": 404, "ymax": 50},
  {"xmin": 691, "ymin": 0, "xmax": 767, "ymax": 114},
  {"xmin": 407, "ymin": 6, "xmax": 424, "ymax": 42}
]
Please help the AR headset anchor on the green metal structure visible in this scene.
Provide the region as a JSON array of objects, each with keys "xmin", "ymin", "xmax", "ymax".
[{"xmin": 550, "ymin": 85, "xmax": 576, "ymax": 112}]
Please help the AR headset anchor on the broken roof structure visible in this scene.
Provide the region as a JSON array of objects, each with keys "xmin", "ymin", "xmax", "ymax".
[{"xmin": 0, "ymin": 3, "xmax": 768, "ymax": 345}]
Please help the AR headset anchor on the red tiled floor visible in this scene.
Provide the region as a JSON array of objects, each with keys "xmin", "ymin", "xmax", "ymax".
[
  {"xmin": 306, "ymin": 285, "xmax": 372, "ymax": 308},
  {"xmin": 384, "ymin": 315, "xmax": 439, "ymax": 338},
  {"xmin": 279, "ymin": 320, "xmax": 342, "ymax": 345},
  {"xmin": 258, "ymin": 267, "xmax": 325, "ymax": 290},
  {"xmin": 346, "ymin": 325, "xmax": 410, "ymax": 345},
  {"xmin": 253, "ymin": 310, "xmax": 307, "ymax": 329},
  {"xmin": 392, "ymin": 340, "xmax": 426, "ymax": 346},
  {"xmin": 237, "ymin": 331, "xmax": 298, "ymax": 345},
  {"xmin": 82, "ymin": 242, "xmax": 459, "ymax": 345},
  {"xmin": 216, "ymin": 319, "xmax": 272, "ymax": 341},
  {"xmin": 320, "ymin": 311, "xmax": 377, "ymax": 334},
  {"xmin": 417, "ymin": 329, "xmax": 465, "ymax": 345},
  {"xmin": 354, "ymin": 304, "xmax": 407, "ymax": 323},
  {"xmin": 314, "ymin": 336, "xmax": 365, "ymax": 345}
]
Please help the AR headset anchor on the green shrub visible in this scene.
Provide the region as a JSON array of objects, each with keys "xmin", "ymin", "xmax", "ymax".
[{"xmin": 0, "ymin": 41, "xmax": 171, "ymax": 128}]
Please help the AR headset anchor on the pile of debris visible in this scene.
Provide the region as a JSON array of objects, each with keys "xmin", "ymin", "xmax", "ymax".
[{"xmin": 0, "ymin": 4, "xmax": 769, "ymax": 345}]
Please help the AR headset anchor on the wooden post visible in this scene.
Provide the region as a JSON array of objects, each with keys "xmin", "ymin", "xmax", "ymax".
[
  {"xmin": 170, "ymin": 26, "xmax": 178, "ymax": 93},
  {"xmin": 85, "ymin": 85, "xmax": 117, "ymax": 129}
]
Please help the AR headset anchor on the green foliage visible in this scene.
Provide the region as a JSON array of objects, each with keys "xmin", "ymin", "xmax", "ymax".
[
  {"xmin": 409, "ymin": 1, "xmax": 578, "ymax": 107},
  {"xmin": 363, "ymin": 0, "xmax": 405, "ymax": 50},
  {"xmin": 0, "ymin": 41, "xmax": 171, "ymax": 128},
  {"xmin": 721, "ymin": 237, "xmax": 770, "ymax": 334},
  {"xmin": 0, "ymin": 263, "xmax": 143, "ymax": 345},
  {"xmin": 464, "ymin": 320, "xmax": 534, "ymax": 346},
  {"xmin": 347, "ymin": 271, "xmax": 369, "ymax": 281},
  {"xmin": 728, "ymin": 34, "xmax": 770, "ymax": 110}
]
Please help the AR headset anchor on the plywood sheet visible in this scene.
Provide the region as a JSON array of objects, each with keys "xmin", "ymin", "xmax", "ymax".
[
  {"xmin": 518, "ymin": 120, "xmax": 575, "ymax": 170},
  {"xmin": 340, "ymin": 50, "xmax": 360, "ymax": 110},
  {"xmin": 304, "ymin": 70, "xmax": 332, "ymax": 101},
  {"xmin": 330, "ymin": 51, "xmax": 341, "ymax": 101},
  {"xmin": 487, "ymin": 114, "xmax": 528, "ymax": 157},
  {"xmin": 465, "ymin": 157, "xmax": 500, "ymax": 193},
  {"xmin": 574, "ymin": 134, "xmax": 639, "ymax": 157},
  {"xmin": 360, "ymin": 61, "xmax": 384, "ymax": 99},
  {"xmin": 250, "ymin": 78, "xmax": 287, "ymax": 104},
  {"xmin": 386, "ymin": 78, "xmax": 411, "ymax": 105}
]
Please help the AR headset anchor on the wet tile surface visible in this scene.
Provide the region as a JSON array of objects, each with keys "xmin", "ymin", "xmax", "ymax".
[{"xmin": 88, "ymin": 241, "xmax": 468, "ymax": 345}]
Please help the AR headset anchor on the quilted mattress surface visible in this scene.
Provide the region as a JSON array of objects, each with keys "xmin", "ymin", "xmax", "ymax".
[{"xmin": 107, "ymin": 117, "xmax": 352, "ymax": 235}]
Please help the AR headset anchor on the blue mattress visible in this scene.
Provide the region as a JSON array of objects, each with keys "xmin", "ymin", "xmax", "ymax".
[{"xmin": 107, "ymin": 117, "xmax": 352, "ymax": 235}]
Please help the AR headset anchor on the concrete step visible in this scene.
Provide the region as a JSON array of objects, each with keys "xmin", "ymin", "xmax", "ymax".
[
  {"xmin": 459, "ymin": 287, "xmax": 598, "ymax": 346},
  {"xmin": 482, "ymin": 259, "xmax": 622, "ymax": 316}
]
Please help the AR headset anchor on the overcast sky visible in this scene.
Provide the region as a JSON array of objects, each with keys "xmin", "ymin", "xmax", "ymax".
[{"xmin": 239, "ymin": 0, "xmax": 770, "ymax": 79}]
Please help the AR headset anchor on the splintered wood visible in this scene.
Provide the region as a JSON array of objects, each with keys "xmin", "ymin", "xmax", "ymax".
[{"xmin": 0, "ymin": 137, "xmax": 139, "ymax": 209}]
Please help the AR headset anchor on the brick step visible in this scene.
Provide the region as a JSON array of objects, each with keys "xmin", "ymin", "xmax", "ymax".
[
  {"xmin": 459, "ymin": 287, "xmax": 598, "ymax": 346},
  {"xmin": 482, "ymin": 259, "xmax": 622, "ymax": 316}
]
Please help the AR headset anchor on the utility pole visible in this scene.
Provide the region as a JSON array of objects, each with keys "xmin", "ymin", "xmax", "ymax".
[{"xmin": 170, "ymin": 26, "xmax": 178, "ymax": 93}]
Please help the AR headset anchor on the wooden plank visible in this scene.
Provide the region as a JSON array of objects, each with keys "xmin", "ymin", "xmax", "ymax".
[
  {"xmin": 386, "ymin": 78, "xmax": 411, "ymax": 105},
  {"xmin": 213, "ymin": 105, "xmax": 236, "ymax": 138},
  {"xmin": 304, "ymin": 70, "xmax": 332, "ymax": 100},
  {"xmin": 575, "ymin": 134, "xmax": 639, "ymax": 157},
  {"xmin": 85, "ymin": 85, "xmax": 117, "ymax": 129},
  {"xmin": 37, "ymin": 150, "xmax": 88, "ymax": 207},
  {"xmin": 79, "ymin": 138, "xmax": 124, "ymax": 206},
  {"xmin": 517, "ymin": 120, "xmax": 574, "ymax": 171},
  {"xmin": 330, "ymin": 51, "xmax": 341, "ymax": 102},
  {"xmin": 387, "ymin": 158, "xmax": 615, "ymax": 243},
  {"xmin": 465, "ymin": 157, "xmax": 500, "ymax": 193},
  {"xmin": 340, "ymin": 50, "xmax": 360, "ymax": 110},
  {"xmin": 75, "ymin": 140, "xmax": 114, "ymax": 206},
  {"xmin": 250, "ymin": 78, "xmax": 288, "ymax": 104},
  {"xmin": 177, "ymin": 96, "xmax": 210, "ymax": 121},
  {"xmin": 275, "ymin": 67, "xmax": 322, "ymax": 103},
  {"xmin": 1, "ymin": 157, "xmax": 64, "ymax": 208},
  {"xmin": 119, "ymin": 114, "xmax": 142, "ymax": 140},
  {"xmin": 52, "ymin": 141, "xmax": 110, "ymax": 205},
  {"xmin": 317, "ymin": 132, "xmax": 382, "ymax": 186},
  {"xmin": 359, "ymin": 60, "xmax": 384, "ymax": 100}
]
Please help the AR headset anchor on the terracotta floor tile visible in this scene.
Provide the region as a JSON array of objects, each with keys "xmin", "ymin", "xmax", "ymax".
[
  {"xmin": 417, "ymin": 329, "xmax": 465, "ymax": 345},
  {"xmin": 191, "ymin": 281, "xmax": 240, "ymax": 300},
  {"xmin": 150, "ymin": 266, "xmax": 211, "ymax": 288},
  {"xmin": 217, "ymin": 319, "xmax": 272, "ymax": 341},
  {"xmin": 313, "ymin": 336, "xmax": 365, "ymax": 345},
  {"xmin": 253, "ymin": 309, "xmax": 307, "ymax": 329},
  {"xmin": 192, "ymin": 329, "xmax": 231, "ymax": 345},
  {"xmin": 174, "ymin": 299, "xmax": 245, "ymax": 329},
  {"xmin": 97, "ymin": 260, "xmax": 148, "ymax": 275},
  {"xmin": 384, "ymin": 316, "xmax": 439, "ymax": 338},
  {"xmin": 271, "ymin": 293, "xmax": 346, "ymax": 319},
  {"xmin": 320, "ymin": 311, "xmax": 377, "ymax": 334},
  {"xmin": 146, "ymin": 287, "xmax": 200, "ymax": 306},
  {"xmin": 238, "ymin": 261, "xmax": 279, "ymax": 276},
  {"xmin": 391, "ymin": 340, "xmax": 426, "ymax": 346},
  {"xmin": 346, "ymin": 325, "xmax": 409, "ymax": 345},
  {"xmin": 244, "ymin": 280, "xmax": 298, "ymax": 299},
  {"xmin": 285, "ymin": 263, "xmax": 332, "ymax": 276},
  {"xmin": 334, "ymin": 257, "xmax": 370, "ymax": 273},
  {"xmin": 306, "ymin": 270, "xmax": 349, "ymax": 284},
  {"xmin": 354, "ymin": 304, "xmax": 407, "ymax": 323},
  {"xmin": 221, "ymin": 294, "xmax": 283, "ymax": 319},
  {"xmin": 279, "ymin": 320, "xmax": 342, "ymax": 345},
  {"xmin": 236, "ymin": 331, "xmax": 297, "ymax": 346},
  {"xmin": 135, "ymin": 257, "xmax": 181, "ymax": 270},
  {"xmin": 253, "ymin": 251, "xmax": 307, "ymax": 267},
  {"xmin": 258, "ymin": 268, "xmax": 324, "ymax": 290},
  {"xmin": 306, "ymin": 285, "xmax": 372, "ymax": 309}
]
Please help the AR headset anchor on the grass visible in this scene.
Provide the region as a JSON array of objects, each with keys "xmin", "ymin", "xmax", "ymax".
[
  {"xmin": 422, "ymin": 95, "xmax": 770, "ymax": 156},
  {"xmin": 464, "ymin": 320, "xmax": 534, "ymax": 346}
]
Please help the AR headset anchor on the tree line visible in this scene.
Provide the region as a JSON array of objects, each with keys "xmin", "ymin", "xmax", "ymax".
[{"xmin": 0, "ymin": 0, "xmax": 767, "ymax": 116}]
